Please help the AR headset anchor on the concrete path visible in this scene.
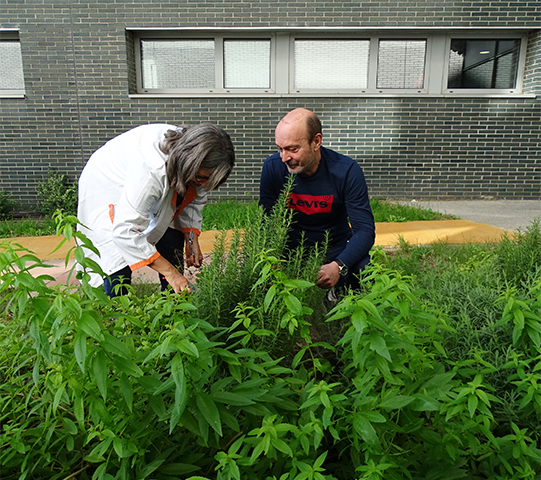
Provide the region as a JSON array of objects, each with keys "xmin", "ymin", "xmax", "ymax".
[{"xmin": 398, "ymin": 200, "xmax": 540, "ymax": 232}]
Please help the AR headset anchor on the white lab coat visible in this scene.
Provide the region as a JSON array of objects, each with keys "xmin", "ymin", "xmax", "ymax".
[{"xmin": 77, "ymin": 124, "xmax": 206, "ymax": 287}]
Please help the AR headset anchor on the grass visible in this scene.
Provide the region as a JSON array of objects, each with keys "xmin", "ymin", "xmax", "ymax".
[
  {"xmin": 0, "ymin": 217, "xmax": 57, "ymax": 238},
  {"xmin": 201, "ymin": 198, "xmax": 456, "ymax": 231},
  {"xmin": 0, "ymin": 198, "xmax": 455, "ymax": 239}
]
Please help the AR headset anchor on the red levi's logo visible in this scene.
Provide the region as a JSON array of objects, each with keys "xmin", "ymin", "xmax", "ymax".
[{"xmin": 288, "ymin": 194, "xmax": 333, "ymax": 215}]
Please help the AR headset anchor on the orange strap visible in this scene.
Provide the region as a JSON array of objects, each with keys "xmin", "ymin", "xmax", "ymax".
[{"xmin": 171, "ymin": 186, "xmax": 198, "ymax": 222}]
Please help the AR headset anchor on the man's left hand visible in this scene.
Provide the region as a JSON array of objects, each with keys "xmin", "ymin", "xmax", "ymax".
[{"xmin": 316, "ymin": 261, "xmax": 340, "ymax": 289}]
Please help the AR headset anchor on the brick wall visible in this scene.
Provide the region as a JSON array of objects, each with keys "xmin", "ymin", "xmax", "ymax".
[{"xmin": 1, "ymin": 0, "xmax": 540, "ymax": 209}]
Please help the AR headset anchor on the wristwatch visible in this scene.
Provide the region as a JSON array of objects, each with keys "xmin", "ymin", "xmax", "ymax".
[{"xmin": 336, "ymin": 259, "xmax": 348, "ymax": 276}]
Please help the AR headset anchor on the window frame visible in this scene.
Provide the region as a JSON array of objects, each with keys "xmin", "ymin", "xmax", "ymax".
[
  {"xmin": 135, "ymin": 32, "xmax": 276, "ymax": 95},
  {"xmin": 0, "ymin": 30, "xmax": 25, "ymax": 98},
  {"xmin": 129, "ymin": 28, "xmax": 533, "ymax": 98},
  {"xmin": 442, "ymin": 32, "xmax": 529, "ymax": 95}
]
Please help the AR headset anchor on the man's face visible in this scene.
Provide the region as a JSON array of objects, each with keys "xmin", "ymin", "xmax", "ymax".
[{"xmin": 275, "ymin": 120, "xmax": 321, "ymax": 177}]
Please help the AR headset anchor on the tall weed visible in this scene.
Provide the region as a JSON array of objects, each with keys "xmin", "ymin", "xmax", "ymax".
[
  {"xmin": 496, "ymin": 218, "xmax": 541, "ymax": 287},
  {"xmin": 193, "ymin": 176, "xmax": 327, "ymax": 355}
]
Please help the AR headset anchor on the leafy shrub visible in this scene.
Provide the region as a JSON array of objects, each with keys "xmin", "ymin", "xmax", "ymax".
[
  {"xmin": 0, "ymin": 190, "xmax": 18, "ymax": 220},
  {"xmin": 37, "ymin": 170, "xmax": 78, "ymax": 216},
  {"xmin": 1, "ymin": 205, "xmax": 540, "ymax": 479}
]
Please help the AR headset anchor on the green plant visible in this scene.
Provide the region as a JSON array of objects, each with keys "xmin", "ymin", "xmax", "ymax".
[
  {"xmin": 37, "ymin": 170, "xmax": 78, "ymax": 217},
  {"xmin": 1, "ymin": 201, "xmax": 540, "ymax": 480},
  {"xmin": 0, "ymin": 217, "xmax": 57, "ymax": 238},
  {"xmin": 0, "ymin": 191, "xmax": 18, "ymax": 220}
]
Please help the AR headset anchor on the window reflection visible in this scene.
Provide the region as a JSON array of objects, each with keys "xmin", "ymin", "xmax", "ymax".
[{"xmin": 448, "ymin": 39, "xmax": 520, "ymax": 89}]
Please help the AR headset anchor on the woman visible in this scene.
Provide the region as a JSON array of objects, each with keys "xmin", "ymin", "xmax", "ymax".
[{"xmin": 77, "ymin": 123, "xmax": 235, "ymax": 296}]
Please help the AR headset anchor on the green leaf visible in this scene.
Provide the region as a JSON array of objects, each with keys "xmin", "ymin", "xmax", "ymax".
[
  {"xmin": 79, "ymin": 312, "xmax": 104, "ymax": 341},
  {"xmin": 113, "ymin": 437, "xmax": 126, "ymax": 459},
  {"xmin": 74, "ymin": 331, "xmax": 87, "ymax": 373},
  {"xmin": 120, "ymin": 373, "xmax": 133, "ymax": 412},
  {"xmin": 100, "ymin": 335, "xmax": 131, "ymax": 359},
  {"xmin": 264, "ymin": 284, "xmax": 277, "ymax": 312},
  {"xmin": 176, "ymin": 338, "xmax": 199, "ymax": 358},
  {"xmin": 52, "ymin": 382, "xmax": 67, "ymax": 410},
  {"xmin": 283, "ymin": 279, "xmax": 314, "ymax": 289},
  {"xmin": 169, "ymin": 359, "xmax": 188, "ymax": 434},
  {"xmin": 171, "ymin": 353, "xmax": 186, "ymax": 391},
  {"xmin": 271, "ymin": 437, "xmax": 293, "ymax": 456},
  {"xmin": 62, "ymin": 417, "xmax": 78, "ymax": 435},
  {"xmin": 361, "ymin": 411, "xmax": 386, "ymax": 423},
  {"xmin": 369, "ymin": 331, "xmax": 391, "ymax": 361},
  {"xmin": 468, "ymin": 394, "xmax": 479, "ymax": 418},
  {"xmin": 212, "ymin": 391, "xmax": 255, "ymax": 406},
  {"xmin": 284, "ymin": 294, "xmax": 303, "ymax": 316},
  {"xmin": 139, "ymin": 458, "xmax": 166, "ymax": 479},
  {"xmin": 379, "ymin": 396, "xmax": 415, "ymax": 410},
  {"xmin": 93, "ymin": 350, "xmax": 108, "ymax": 401},
  {"xmin": 74, "ymin": 394, "xmax": 85, "ymax": 426},
  {"xmin": 353, "ymin": 414, "xmax": 379, "ymax": 446},
  {"xmin": 112, "ymin": 355, "xmax": 144, "ymax": 378},
  {"xmin": 196, "ymin": 392, "xmax": 222, "ymax": 435}
]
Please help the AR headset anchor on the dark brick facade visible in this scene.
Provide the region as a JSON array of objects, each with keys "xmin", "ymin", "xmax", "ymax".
[{"xmin": 1, "ymin": 1, "xmax": 540, "ymax": 208}]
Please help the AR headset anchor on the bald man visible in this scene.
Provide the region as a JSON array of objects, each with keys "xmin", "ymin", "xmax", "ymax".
[{"xmin": 259, "ymin": 108, "xmax": 375, "ymax": 296}]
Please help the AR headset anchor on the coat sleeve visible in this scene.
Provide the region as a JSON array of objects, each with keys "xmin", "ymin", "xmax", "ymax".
[{"xmin": 110, "ymin": 167, "xmax": 167, "ymax": 269}]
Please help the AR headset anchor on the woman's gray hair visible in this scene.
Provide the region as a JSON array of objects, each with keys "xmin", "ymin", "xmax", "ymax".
[{"xmin": 161, "ymin": 123, "xmax": 235, "ymax": 194}]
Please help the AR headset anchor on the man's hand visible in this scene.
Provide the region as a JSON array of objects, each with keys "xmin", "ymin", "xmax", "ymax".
[
  {"xmin": 316, "ymin": 261, "xmax": 340, "ymax": 289},
  {"xmin": 184, "ymin": 232, "xmax": 204, "ymax": 267}
]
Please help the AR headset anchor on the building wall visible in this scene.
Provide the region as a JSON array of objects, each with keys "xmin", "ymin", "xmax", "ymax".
[{"xmin": 1, "ymin": 0, "xmax": 540, "ymax": 209}]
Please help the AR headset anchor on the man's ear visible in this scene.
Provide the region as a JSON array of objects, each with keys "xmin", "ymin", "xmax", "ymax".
[{"xmin": 311, "ymin": 133, "xmax": 323, "ymax": 149}]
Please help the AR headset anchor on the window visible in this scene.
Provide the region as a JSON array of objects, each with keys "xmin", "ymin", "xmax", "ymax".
[
  {"xmin": 138, "ymin": 35, "xmax": 273, "ymax": 93},
  {"xmin": 224, "ymin": 39, "xmax": 271, "ymax": 88},
  {"xmin": 130, "ymin": 29, "xmax": 528, "ymax": 97},
  {"xmin": 294, "ymin": 39, "xmax": 370, "ymax": 90},
  {"xmin": 448, "ymin": 39, "xmax": 520, "ymax": 89},
  {"xmin": 377, "ymin": 40, "xmax": 426, "ymax": 89},
  {"xmin": 0, "ymin": 31, "xmax": 25, "ymax": 97}
]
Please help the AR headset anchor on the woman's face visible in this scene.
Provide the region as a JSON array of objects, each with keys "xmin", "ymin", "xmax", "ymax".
[{"xmin": 188, "ymin": 168, "xmax": 212, "ymax": 189}]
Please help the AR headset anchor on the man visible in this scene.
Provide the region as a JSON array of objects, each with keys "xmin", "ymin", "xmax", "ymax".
[{"xmin": 259, "ymin": 108, "xmax": 375, "ymax": 294}]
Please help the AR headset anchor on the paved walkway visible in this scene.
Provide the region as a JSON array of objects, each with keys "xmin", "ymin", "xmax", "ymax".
[
  {"xmin": 398, "ymin": 200, "xmax": 540, "ymax": 232},
  {"xmin": 3, "ymin": 219, "xmax": 513, "ymax": 287}
]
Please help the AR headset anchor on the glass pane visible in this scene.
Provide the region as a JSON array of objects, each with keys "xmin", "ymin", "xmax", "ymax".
[
  {"xmin": 141, "ymin": 39, "xmax": 215, "ymax": 89},
  {"xmin": 294, "ymin": 39, "xmax": 369, "ymax": 89},
  {"xmin": 224, "ymin": 39, "xmax": 270, "ymax": 88},
  {"xmin": 377, "ymin": 40, "xmax": 426, "ymax": 88},
  {"xmin": 448, "ymin": 39, "xmax": 520, "ymax": 89},
  {"xmin": 0, "ymin": 41, "xmax": 25, "ymax": 90}
]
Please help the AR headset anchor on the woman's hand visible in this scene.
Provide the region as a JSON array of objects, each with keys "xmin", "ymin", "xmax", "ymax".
[
  {"xmin": 184, "ymin": 232, "xmax": 204, "ymax": 267},
  {"xmin": 149, "ymin": 255, "xmax": 190, "ymax": 293}
]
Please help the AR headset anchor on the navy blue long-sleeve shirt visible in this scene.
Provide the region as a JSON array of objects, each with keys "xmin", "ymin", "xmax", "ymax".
[{"xmin": 259, "ymin": 146, "xmax": 375, "ymax": 270}]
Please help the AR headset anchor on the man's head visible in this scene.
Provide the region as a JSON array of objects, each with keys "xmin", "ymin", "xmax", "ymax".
[{"xmin": 275, "ymin": 108, "xmax": 322, "ymax": 177}]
